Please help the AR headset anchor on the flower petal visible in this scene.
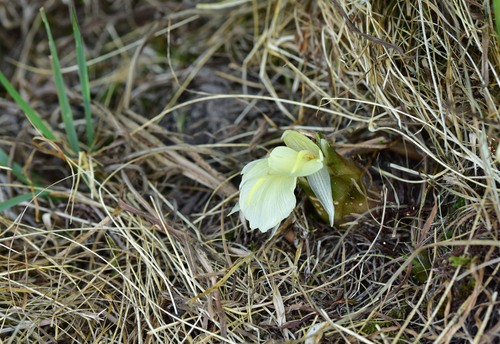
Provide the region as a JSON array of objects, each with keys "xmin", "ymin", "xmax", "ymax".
[
  {"xmin": 241, "ymin": 158, "xmax": 269, "ymax": 178},
  {"xmin": 307, "ymin": 165, "xmax": 335, "ymax": 226},
  {"xmin": 268, "ymin": 146, "xmax": 323, "ymax": 177},
  {"xmin": 239, "ymin": 171, "xmax": 297, "ymax": 232},
  {"xmin": 282, "ymin": 130, "xmax": 321, "ymax": 155}
]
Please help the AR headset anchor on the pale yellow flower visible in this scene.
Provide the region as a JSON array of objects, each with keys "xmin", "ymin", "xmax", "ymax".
[{"xmin": 237, "ymin": 130, "xmax": 334, "ymax": 232}]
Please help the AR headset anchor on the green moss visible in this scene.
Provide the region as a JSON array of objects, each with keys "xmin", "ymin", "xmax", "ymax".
[
  {"xmin": 449, "ymin": 254, "xmax": 476, "ymax": 268},
  {"xmin": 360, "ymin": 320, "xmax": 393, "ymax": 335},
  {"xmin": 456, "ymin": 276, "xmax": 476, "ymax": 300},
  {"xmin": 410, "ymin": 251, "xmax": 432, "ymax": 283}
]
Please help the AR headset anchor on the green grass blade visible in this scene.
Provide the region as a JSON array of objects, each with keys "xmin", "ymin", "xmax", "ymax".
[
  {"xmin": 0, "ymin": 190, "xmax": 49, "ymax": 213},
  {"xmin": 71, "ymin": 8, "xmax": 94, "ymax": 149},
  {"xmin": 0, "ymin": 71, "xmax": 57, "ymax": 140},
  {"xmin": 0, "ymin": 147, "xmax": 30, "ymax": 185},
  {"xmin": 40, "ymin": 8, "xmax": 80, "ymax": 153},
  {"xmin": 0, "ymin": 147, "xmax": 51, "ymax": 212},
  {"xmin": 494, "ymin": 0, "xmax": 500, "ymax": 43}
]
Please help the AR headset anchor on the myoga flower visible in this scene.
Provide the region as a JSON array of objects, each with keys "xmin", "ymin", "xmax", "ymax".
[{"xmin": 237, "ymin": 130, "xmax": 334, "ymax": 232}]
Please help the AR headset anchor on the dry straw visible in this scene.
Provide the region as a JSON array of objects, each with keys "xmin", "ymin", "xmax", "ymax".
[{"xmin": 0, "ymin": 0, "xmax": 498, "ymax": 343}]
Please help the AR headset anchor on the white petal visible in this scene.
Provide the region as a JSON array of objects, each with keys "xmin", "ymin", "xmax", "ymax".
[
  {"xmin": 239, "ymin": 173, "xmax": 297, "ymax": 232},
  {"xmin": 268, "ymin": 146, "xmax": 323, "ymax": 177},
  {"xmin": 307, "ymin": 165, "xmax": 334, "ymax": 226},
  {"xmin": 228, "ymin": 202, "xmax": 240, "ymax": 215},
  {"xmin": 282, "ymin": 130, "xmax": 321, "ymax": 155},
  {"xmin": 241, "ymin": 158, "xmax": 269, "ymax": 178}
]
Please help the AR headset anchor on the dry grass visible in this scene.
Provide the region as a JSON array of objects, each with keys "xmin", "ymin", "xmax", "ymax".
[{"xmin": 0, "ymin": 0, "xmax": 499, "ymax": 343}]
